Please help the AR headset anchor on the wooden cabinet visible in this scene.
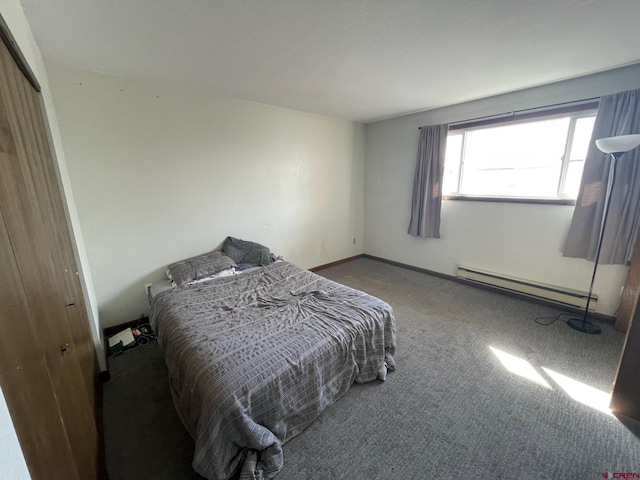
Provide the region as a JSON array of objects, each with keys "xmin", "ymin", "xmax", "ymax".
[
  {"xmin": 0, "ymin": 25, "xmax": 105, "ymax": 480},
  {"xmin": 610, "ymin": 297, "xmax": 640, "ymax": 421}
]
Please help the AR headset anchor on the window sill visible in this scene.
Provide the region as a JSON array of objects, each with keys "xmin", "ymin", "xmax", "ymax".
[{"xmin": 442, "ymin": 195, "xmax": 576, "ymax": 206}]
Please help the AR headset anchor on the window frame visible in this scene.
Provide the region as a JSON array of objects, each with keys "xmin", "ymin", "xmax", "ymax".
[{"xmin": 442, "ymin": 101, "xmax": 599, "ymax": 205}]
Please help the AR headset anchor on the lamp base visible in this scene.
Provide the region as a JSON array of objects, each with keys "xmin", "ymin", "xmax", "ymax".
[{"xmin": 566, "ymin": 317, "xmax": 601, "ymax": 335}]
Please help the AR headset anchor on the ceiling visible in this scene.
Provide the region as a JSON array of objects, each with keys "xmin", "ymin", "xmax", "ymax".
[{"xmin": 19, "ymin": 0, "xmax": 640, "ymax": 123}]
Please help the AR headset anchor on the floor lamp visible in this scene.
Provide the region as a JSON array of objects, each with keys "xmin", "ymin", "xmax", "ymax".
[{"xmin": 567, "ymin": 133, "xmax": 640, "ymax": 335}]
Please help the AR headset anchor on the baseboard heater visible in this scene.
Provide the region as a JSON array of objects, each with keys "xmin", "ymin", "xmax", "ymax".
[{"xmin": 456, "ymin": 266, "xmax": 596, "ymax": 311}]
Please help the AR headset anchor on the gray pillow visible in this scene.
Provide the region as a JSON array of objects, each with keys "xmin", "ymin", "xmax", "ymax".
[
  {"xmin": 168, "ymin": 251, "xmax": 237, "ymax": 287},
  {"xmin": 222, "ymin": 236, "xmax": 274, "ymax": 266}
]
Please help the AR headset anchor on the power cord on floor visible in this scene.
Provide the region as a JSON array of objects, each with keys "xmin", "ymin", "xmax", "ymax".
[
  {"xmin": 534, "ymin": 312, "xmax": 576, "ymax": 326},
  {"xmin": 131, "ymin": 316, "xmax": 156, "ymax": 347}
]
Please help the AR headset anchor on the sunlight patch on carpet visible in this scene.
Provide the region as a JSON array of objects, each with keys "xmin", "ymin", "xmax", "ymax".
[
  {"xmin": 489, "ymin": 346, "xmax": 612, "ymax": 414},
  {"xmin": 542, "ymin": 368, "xmax": 612, "ymax": 415},
  {"xmin": 489, "ymin": 346, "xmax": 552, "ymax": 389}
]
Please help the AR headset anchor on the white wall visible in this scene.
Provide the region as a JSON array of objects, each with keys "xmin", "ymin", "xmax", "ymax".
[
  {"xmin": 365, "ymin": 64, "xmax": 640, "ymax": 316},
  {"xmin": 48, "ymin": 64, "xmax": 365, "ymax": 328},
  {"xmin": 0, "ymin": 386, "xmax": 30, "ymax": 480}
]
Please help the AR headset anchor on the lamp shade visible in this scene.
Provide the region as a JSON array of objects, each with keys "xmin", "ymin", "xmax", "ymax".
[{"xmin": 595, "ymin": 134, "xmax": 640, "ymax": 154}]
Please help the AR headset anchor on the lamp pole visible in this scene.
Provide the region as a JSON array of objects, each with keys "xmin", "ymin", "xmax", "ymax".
[{"xmin": 567, "ymin": 134, "xmax": 640, "ymax": 334}]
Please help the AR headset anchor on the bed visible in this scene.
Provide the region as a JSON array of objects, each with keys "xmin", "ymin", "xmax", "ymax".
[{"xmin": 150, "ymin": 246, "xmax": 396, "ymax": 480}]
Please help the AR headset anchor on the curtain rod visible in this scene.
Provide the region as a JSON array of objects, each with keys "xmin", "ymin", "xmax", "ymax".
[{"xmin": 418, "ymin": 97, "xmax": 600, "ymax": 130}]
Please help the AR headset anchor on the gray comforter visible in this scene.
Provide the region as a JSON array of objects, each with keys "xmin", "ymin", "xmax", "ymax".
[{"xmin": 150, "ymin": 261, "xmax": 396, "ymax": 480}]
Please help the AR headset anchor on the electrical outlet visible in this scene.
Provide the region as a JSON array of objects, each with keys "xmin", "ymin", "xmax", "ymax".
[{"xmin": 145, "ymin": 283, "xmax": 153, "ymax": 296}]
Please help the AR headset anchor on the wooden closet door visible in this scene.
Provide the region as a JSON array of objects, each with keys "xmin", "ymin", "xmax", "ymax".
[
  {"xmin": 0, "ymin": 43, "xmax": 98, "ymax": 412},
  {"xmin": 0, "ymin": 172, "xmax": 80, "ymax": 480},
  {"xmin": 610, "ymin": 301, "xmax": 640, "ymax": 420},
  {"xmin": 0, "ymin": 36, "xmax": 103, "ymax": 479}
]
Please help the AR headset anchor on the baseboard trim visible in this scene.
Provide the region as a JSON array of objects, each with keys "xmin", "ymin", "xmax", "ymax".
[
  {"xmin": 362, "ymin": 254, "xmax": 459, "ymax": 282},
  {"xmin": 95, "ymin": 367, "xmax": 109, "ymax": 479},
  {"xmin": 362, "ymin": 254, "xmax": 616, "ymax": 325},
  {"xmin": 310, "ymin": 254, "xmax": 364, "ymax": 272},
  {"xmin": 103, "ymin": 319, "xmax": 141, "ymax": 338}
]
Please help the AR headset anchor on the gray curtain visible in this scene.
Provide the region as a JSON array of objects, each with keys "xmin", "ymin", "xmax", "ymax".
[
  {"xmin": 408, "ymin": 124, "xmax": 448, "ymax": 238},
  {"xmin": 563, "ymin": 89, "xmax": 640, "ymax": 265}
]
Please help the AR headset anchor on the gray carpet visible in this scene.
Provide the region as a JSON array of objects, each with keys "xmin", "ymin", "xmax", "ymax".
[{"xmin": 103, "ymin": 258, "xmax": 640, "ymax": 480}]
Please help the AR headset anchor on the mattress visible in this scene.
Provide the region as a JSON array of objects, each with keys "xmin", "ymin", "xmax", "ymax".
[
  {"xmin": 149, "ymin": 278, "xmax": 173, "ymax": 300},
  {"xmin": 150, "ymin": 261, "xmax": 396, "ymax": 479}
]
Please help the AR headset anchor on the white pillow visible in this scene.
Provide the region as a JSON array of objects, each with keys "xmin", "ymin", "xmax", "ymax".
[{"xmin": 187, "ymin": 267, "xmax": 237, "ymax": 285}]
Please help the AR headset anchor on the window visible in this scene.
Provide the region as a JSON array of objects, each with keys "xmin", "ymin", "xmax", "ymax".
[{"xmin": 442, "ymin": 110, "xmax": 596, "ymax": 202}]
